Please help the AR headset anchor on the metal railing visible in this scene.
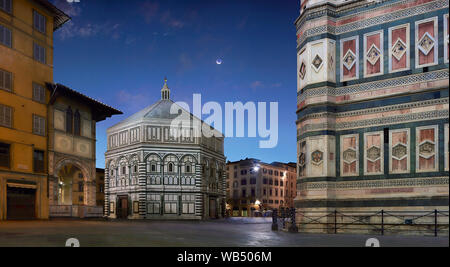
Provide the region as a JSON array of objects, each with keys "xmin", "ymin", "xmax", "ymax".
[{"xmin": 272, "ymin": 208, "xmax": 449, "ymax": 236}]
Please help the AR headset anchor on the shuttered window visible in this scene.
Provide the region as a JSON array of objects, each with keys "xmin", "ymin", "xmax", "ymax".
[
  {"xmin": 33, "ymin": 42, "xmax": 46, "ymax": 63},
  {"xmin": 33, "ymin": 83, "xmax": 46, "ymax": 103},
  {"xmin": 33, "ymin": 114, "xmax": 46, "ymax": 136},
  {"xmin": 0, "ymin": 69, "xmax": 12, "ymax": 91},
  {"xmin": 0, "ymin": 104, "xmax": 12, "ymax": 127},
  {"xmin": 33, "ymin": 10, "xmax": 46, "ymax": 33},
  {"xmin": 0, "ymin": 24, "xmax": 12, "ymax": 47},
  {"xmin": 0, "ymin": 0, "xmax": 12, "ymax": 14}
]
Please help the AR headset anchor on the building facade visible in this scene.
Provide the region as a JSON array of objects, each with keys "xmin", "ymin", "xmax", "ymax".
[
  {"xmin": 226, "ymin": 159, "xmax": 297, "ymax": 217},
  {"xmin": 47, "ymin": 84, "xmax": 121, "ymax": 218},
  {"xmin": 295, "ymin": 0, "xmax": 449, "ymax": 232},
  {"xmin": 105, "ymin": 80, "xmax": 226, "ymax": 220},
  {"xmin": 0, "ymin": 0, "xmax": 69, "ymax": 220}
]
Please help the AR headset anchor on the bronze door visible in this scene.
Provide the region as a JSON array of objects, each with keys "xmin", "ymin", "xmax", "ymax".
[
  {"xmin": 209, "ymin": 199, "xmax": 216, "ymax": 219},
  {"xmin": 117, "ymin": 196, "xmax": 128, "ymax": 219}
]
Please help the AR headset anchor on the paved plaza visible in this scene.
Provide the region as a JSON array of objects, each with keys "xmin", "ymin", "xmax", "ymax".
[{"xmin": 0, "ymin": 218, "xmax": 447, "ymax": 247}]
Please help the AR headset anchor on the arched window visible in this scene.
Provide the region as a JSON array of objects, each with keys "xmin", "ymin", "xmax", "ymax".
[
  {"xmin": 186, "ymin": 164, "xmax": 191, "ymax": 173},
  {"xmin": 151, "ymin": 163, "xmax": 156, "ymax": 172},
  {"xmin": 74, "ymin": 110, "xmax": 81, "ymax": 136},
  {"xmin": 168, "ymin": 163, "xmax": 173, "ymax": 173},
  {"xmin": 66, "ymin": 106, "xmax": 73, "ymax": 134}
]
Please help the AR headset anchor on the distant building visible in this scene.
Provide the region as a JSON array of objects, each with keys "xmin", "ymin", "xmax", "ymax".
[
  {"xmin": 105, "ymin": 79, "xmax": 226, "ymax": 220},
  {"xmin": 226, "ymin": 159, "xmax": 297, "ymax": 217},
  {"xmin": 295, "ymin": 0, "xmax": 449, "ymax": 232},
  {"xmin": 96, "ymin": 168, "xmax": 105, "ymax": 208}
]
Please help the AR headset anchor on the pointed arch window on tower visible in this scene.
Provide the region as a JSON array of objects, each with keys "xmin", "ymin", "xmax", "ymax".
[
  {"xmin": 168, "ymin": 162, "xmax": 174, "ymax": 173},
  {"xmin": 66, "ymin": 106, "xmax": 73, "ymax": 134},
  {"xmin": 74, "ymin": 110, "xmax": 81, "ymax": 136}
]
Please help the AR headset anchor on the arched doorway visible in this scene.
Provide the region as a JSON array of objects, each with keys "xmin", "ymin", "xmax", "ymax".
[
  {"xmin": 49, "ymin": 160, "xmax": 91, "ymax": 218},
  {"xmin": 57, "ymin": 163, "xmax": 85, "ymax": 207}
]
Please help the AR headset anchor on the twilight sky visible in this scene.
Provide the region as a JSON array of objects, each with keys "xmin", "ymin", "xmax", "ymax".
[{"xmin": 50, "ymin": 0, "xmax": 300, "ymax": 168}]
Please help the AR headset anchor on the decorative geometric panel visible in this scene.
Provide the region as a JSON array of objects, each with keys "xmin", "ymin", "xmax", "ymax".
[
  {"xmin": 367, "ymin": 146, "xmax": 381, "ymax": 161},
  {"xmin": 445, "ymin": 14, "xmax": 449, "ymax": 63},
  {"xmin": 415, "ymin": 17, "xmax": 438, "ymax": 68},
  {"xmin": 392, "ymin": 143, "xmax": 407, "ymax": 160},
  {"xmin": 341, "ymin": 36, "xmax": 359, "ymax": 81},
  {"xmin": 54, "ymin": 110, "xmax": 65, "ymax": 131},
  {"xmin": 343, "ymin": 148, "xmax": 357, "ymax": 164},
  {"xmin": 418, "ymin": 32, "xmax": 435, "ymax": 55},
  {"xmin": 298, "ymin": 141, "xmax": 307, "ymax": 177},
  {"xmin": 389, "ymin": 24, "xmax": 410, "ymax": 73},
  {"xmin": 445, "ymin": 124, "xmax": 449, "ymax": 171},
  {"xmin": 299, "ymin": 62, "xmax": 306, "ymax": 80},
  {"xmin": 341, "ymin": 134, "xmax": 358, "ymax": 176},
  {"xmin": 343, "ymin": 49, "xmax": 357, "ymax": 70},
  {"xmin": 418, "ymin": 141, "xmax": 435, "ymax": 159},
  {"xmin": 299, "ymin": 153, "xmax": 305, "ymax": 166},
  {"xmin": 328, "ymin": 53, "xmax": 334, "ymax": 70},
  {"xmin": 416, "ymin": 126, "xmax": 438, "ymax": 172},
  {"xmin": 311, "ymin": 150, "xmax": 323, "ymax": 165},
  {"xmin": 392, "ymin": 38, "xmax": 407, "ymax": 61},
  {"xmin": 311, "ymin": 54, "xmax": 324, "ymax": 72},
  {"xmin": 366, "ymin": 44, "xmax": 381, "ymax": 65},
  {"xmin": 364, "ymin": 132, "xmax": 383, "ymax": 174},
  {"xmin": 390, "ymin": 129, "xmax": 409, "ymax": 173}
]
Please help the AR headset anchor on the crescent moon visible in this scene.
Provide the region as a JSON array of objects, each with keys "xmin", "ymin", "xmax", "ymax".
[{"xmin": 216, "ymin": 59, "xmax": 223, "ymax": 65}]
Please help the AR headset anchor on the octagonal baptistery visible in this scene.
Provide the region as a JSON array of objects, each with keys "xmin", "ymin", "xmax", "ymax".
[
  {"xmin": 104, "ymin": 80, "xmax": 226, "ymax": 220},
  {"xmin": 295, "ymin": 0, "xmax": 449, "ymax": 234}
]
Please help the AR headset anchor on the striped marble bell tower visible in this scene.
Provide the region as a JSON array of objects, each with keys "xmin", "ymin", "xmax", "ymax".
[{"xmin": 295, "ymin": 0, "xmax": 449, "ymax": 233}]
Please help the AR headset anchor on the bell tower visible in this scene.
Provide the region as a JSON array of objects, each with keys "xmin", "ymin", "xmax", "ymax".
[{"xmin": 161, "ymin": 77, "xmax": 170, "ymax": 100}]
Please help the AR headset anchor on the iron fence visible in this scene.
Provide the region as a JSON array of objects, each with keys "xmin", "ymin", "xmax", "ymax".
[{"xmin": 272, "ymin": 208, "xmax": 449, "ymax": 236}]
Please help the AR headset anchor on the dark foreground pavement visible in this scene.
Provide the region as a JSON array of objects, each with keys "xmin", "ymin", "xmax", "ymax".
[{"xmin": 0, "ymin": 218, "xmax": 447, "ymax": 247}]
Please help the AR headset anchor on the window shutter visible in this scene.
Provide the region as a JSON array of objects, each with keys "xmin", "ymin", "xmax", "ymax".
[
  {"xmin": 5, "ymin": 0, "xmax": 11, "ymax": 13},
  {"xmin": 33, "ymin": 84, "xmax": 38, "ymax": 100},
  {"xmin": 0, "ymin": 26, "xmax": 4, "ymax": 45},
  {"xmin": 33, "ymin": 115, "xmax": 38, "ymax": 133},
  {"xmin": 34, "ymin": 43, "xmax": 38, "ymax": 60},
  {"xmin": 40, "ymin": 85, "xmax": 45, "ymax": 102},
  {"xmin": 33, "ymin": 11, "xmax": 38, "ymax": 30},
  {"xmin": 4, "ymin": 71, "xmax": 11, "ymax": 90},
  {"xmin": 6, "ymin": 107, "xmax": 11, "ymax": 126},
  {"xmin": 5, "ymin": 27, "xmax": 11, "ymax": 47},
  {"xmin": 0, "ymin": 71, "xmax": 3, "ymax": 89},
  {"xmin": 42, "ymin": 15, "xmax": 46, "ymax": 33},
  {"xmin": 41, "ymin": 46, "xmax": 46, "ymax": 63},
  {"xmin": 0, "ymin": 106, "xmax": 4, "ymax": 125},
  {"xmin": 40, "ymin": 117, "xmax": 45, "ymax": 135}
]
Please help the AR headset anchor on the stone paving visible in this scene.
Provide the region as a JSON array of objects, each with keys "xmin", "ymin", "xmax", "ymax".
[{"xmin": 0, "ymin": 218, "xmax": 447, "ymax": 247}]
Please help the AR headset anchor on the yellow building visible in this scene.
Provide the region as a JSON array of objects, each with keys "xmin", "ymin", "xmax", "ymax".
[{"xmin": 0, "ymin": 0, "xmax": 69, "ymax": 220}]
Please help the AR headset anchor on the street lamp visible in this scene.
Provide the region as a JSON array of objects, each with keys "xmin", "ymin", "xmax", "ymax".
[{"xmin": 253, "ymin": 166, "xmax": 260, "ymax": 172}]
